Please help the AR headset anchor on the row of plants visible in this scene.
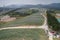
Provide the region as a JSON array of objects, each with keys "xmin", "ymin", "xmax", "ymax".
[{"xmin": 2, "ymin": 9, "xmax": 39, "ymax": 17}]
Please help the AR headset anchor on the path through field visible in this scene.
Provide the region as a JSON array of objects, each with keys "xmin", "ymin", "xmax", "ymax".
[{"xmin": 0, "ymin": 13, "xmax": 53, "ymax": 40}]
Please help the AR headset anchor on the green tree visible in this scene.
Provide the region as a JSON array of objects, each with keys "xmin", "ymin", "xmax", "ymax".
[{"xmin": 46, "ymin": 10, "xmax": 60, "ymax": 31}]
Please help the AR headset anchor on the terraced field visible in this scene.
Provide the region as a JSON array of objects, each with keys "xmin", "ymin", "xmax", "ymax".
[
  {"xmin": 0, "ymin": 13, "xmax": 44, "ymax": 28},
  {"xmin": 0, "ymin": 29, "xmax": 48, "ymax": 40}
]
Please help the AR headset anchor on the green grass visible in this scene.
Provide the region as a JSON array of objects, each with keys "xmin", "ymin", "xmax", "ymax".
[
  {"xmin": 0, "ymin": 29, "xmax": 48, "ymax": 40},
  {"xmin": 0, "ymin": 13, "xmax": 44, "ymax": 28}
]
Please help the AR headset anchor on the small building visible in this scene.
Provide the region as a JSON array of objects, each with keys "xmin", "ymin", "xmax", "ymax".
[{"xmin": 0, "ymin": 15, "xmax": 16, "ymax": 22}]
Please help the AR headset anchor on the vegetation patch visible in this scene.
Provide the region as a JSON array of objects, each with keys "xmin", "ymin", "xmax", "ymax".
[
  {"xmin": 0, "ymin": 29, "xmax": 48, "ymax": 40},
  {"xmin": 3, "ymin": 9, "xmax": 39, "ymax": 17},
  {"xmin": 0, "ymin": 13, "xmax": 44, "ymax": 28},
  {"xmin": 46, "ymin": 10, "xmax": 60, "ymax": 31}
]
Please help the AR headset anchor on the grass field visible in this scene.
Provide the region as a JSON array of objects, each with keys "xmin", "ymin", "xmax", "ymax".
[
  {"xmin": 0, "ymin": 13, "xmax": 44, "ymax": 28},
  {"xmin": 0, "ymin": 29, "xmax": 48, "ymax": 40}
]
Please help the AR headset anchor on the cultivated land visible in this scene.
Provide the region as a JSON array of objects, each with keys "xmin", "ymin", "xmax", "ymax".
[
  {"xmin": 0, "ymin": 12, "xmax": 44, "ymax": 28},
  {"xmin": 0, "ymin": 29, "xmax": 48, "ymax": 40},
  {"xmin": 1, "ymin": 8, "xmax": 60, "ymax": 40}
]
